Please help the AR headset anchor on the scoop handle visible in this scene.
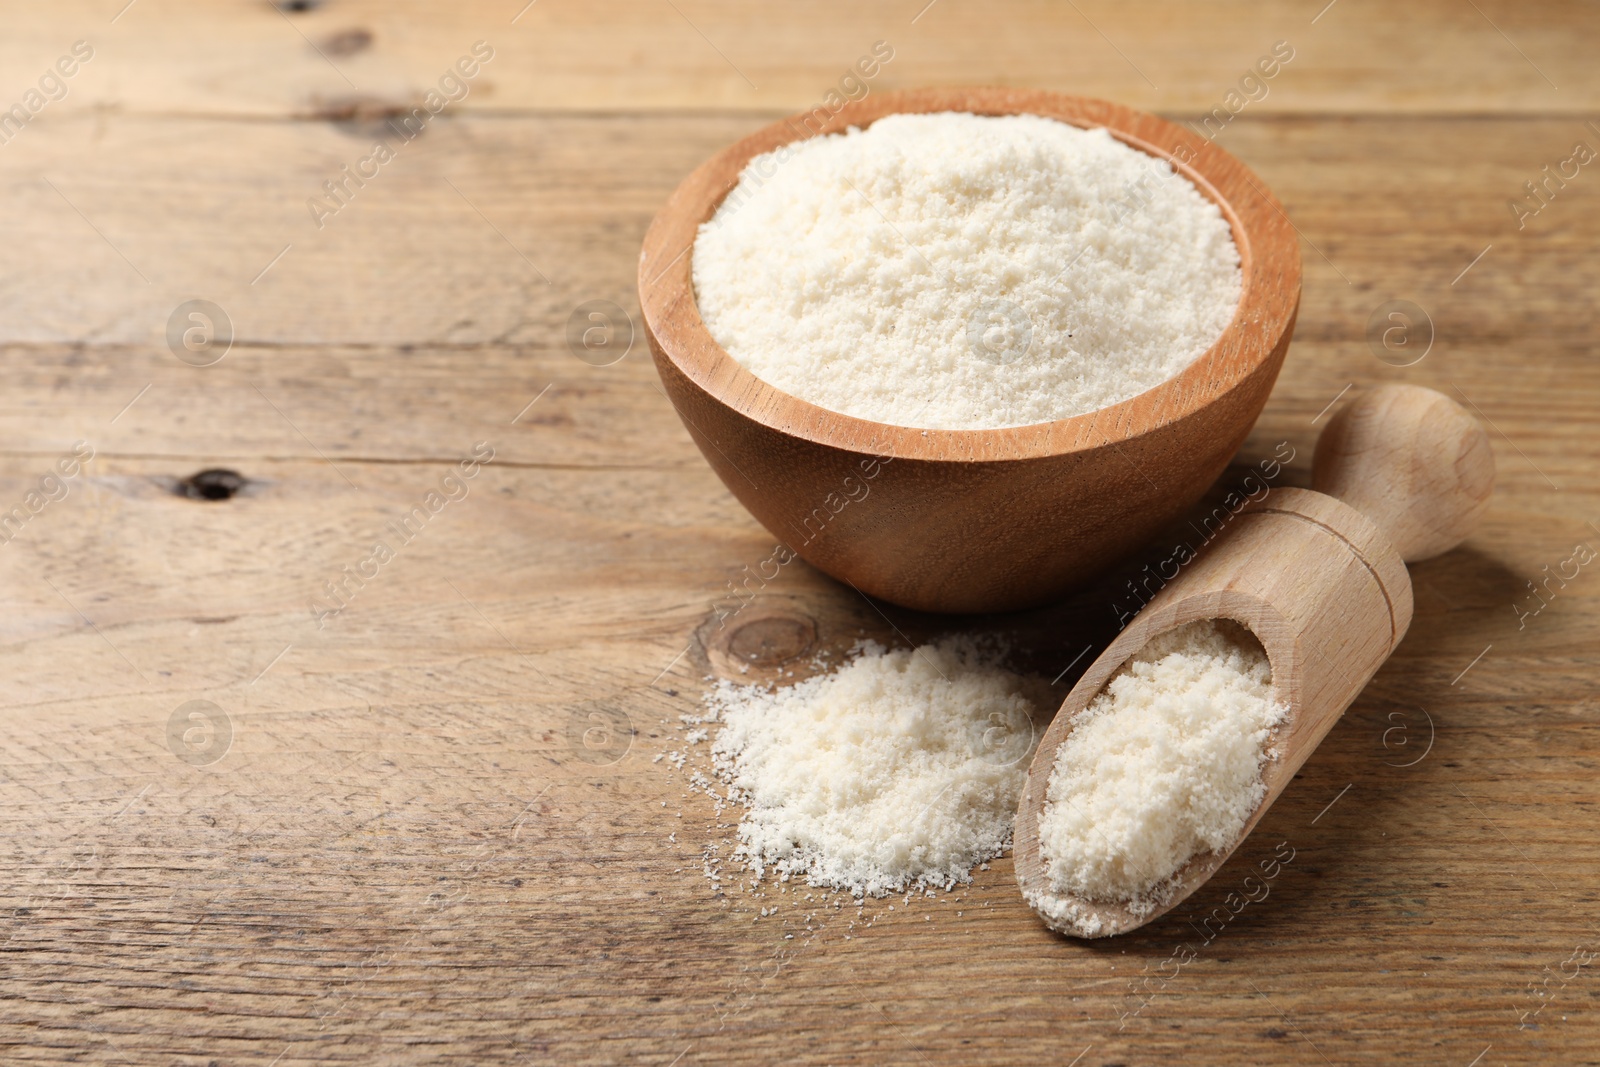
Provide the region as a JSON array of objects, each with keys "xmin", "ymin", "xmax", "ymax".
[{"xmin": 1311, "ymin": 384, "xmax": 1495, "ymax": 562}]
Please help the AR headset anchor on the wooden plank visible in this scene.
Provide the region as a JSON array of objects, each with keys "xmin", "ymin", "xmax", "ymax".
[
  {"xmin": 0, "ymin": 0, "xmax": 1594, "ymax": 121},
  {"xmin": 0, "ymin": 114, "xmax": 1593, "ymax": 516},
  {"xmin": 0, "ymin": 112, "xmax": 1595, "ymax": 351}
]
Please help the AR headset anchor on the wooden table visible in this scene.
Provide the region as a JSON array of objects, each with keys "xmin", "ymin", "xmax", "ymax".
[{"xmin": 2, "ymin": 2, "xmax": 1597, "ymax": 1063}]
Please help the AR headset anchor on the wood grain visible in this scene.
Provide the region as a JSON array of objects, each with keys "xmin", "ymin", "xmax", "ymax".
[
  {"xmin": 2, "ymin": 1, "xmax": 1597, "ymax": 117},
  {"xmin": 2, "ymin": 5, "xmax": 1599, "ymax": 1065}
]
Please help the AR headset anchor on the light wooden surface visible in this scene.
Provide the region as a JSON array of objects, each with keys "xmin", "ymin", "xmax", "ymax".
[
  {"xmin": 5, "ymin": 1, "xmax": 1600, "ymax": 116},
  {"xmin": 642, "ymin": 86, "xmax": 1300, "ymax": 612},
  {"xmin": 2, "ymin": 3, "xmax": 1598, "ymax": 1065}
]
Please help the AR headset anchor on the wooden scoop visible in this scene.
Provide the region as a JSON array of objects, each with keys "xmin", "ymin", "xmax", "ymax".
[{"xmin": 1013, "ymin": 384, "xmax": 1495, "ymax": 938}]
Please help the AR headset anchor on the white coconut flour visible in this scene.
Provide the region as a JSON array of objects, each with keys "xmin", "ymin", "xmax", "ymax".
[
  {"xmin": 691, "ymin": 111, "xmax": 1242, "ymax": 430},
  {"xmin": 1030, "ymin": 619, "xmax": 1287, "ymax": 936},
  {"xmin": 706, "ymin": 637, "xmax": 1043, "ymax": 897}
]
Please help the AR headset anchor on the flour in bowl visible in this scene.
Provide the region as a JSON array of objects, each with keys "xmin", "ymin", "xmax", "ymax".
[{"xmin": 691, "ymin": 111, "xmax": 1242, "ymax": 430}]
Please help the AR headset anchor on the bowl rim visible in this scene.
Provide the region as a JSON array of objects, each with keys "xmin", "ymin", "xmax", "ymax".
[{"xmin": 638, "ymin": 87, "xmax": 1301, "ymax": 464}]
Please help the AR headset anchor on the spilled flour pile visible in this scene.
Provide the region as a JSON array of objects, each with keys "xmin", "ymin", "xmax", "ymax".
[
  {"xmin": 1030, "ymin": 619, "xmax": 1287, "ymax": 936},
  {"xmin": 704, "ymin": 637, "xmax": 1043, "ymax": 897},
  {"xmin": 692, "ymin": 111, "xmax": 1242, "ymax": 430}
]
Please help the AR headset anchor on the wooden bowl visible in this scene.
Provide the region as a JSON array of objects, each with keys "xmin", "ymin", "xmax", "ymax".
[{"xmin": 638, "ymin": 88, "xmax": 1301, "ymax": 614}]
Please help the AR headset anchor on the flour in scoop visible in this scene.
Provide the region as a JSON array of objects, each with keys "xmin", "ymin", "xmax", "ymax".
[
  {"xmin": 1030, "ymin": 619, "xmax": 1287, "ymax": 936},
  {"xmin": 707, "ymin": 637, "xmax": 1044, "ymax": 898},
  {"xmin": 691, "ymin": 111, "xmax": 1242, "ymax": 430}
]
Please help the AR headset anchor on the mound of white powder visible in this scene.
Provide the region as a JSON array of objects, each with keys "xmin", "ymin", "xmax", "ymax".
[
  {"xmin": 708, "ymin": 637, "xmax": 1043, "ymax": 897},
  {"xmin": 691, "ymin": 111, "xmax": 1242, "ymax": 430},
  {"xmin": 1031, "ymin": 619, "xmax": 1286, "ymax": 935}
]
